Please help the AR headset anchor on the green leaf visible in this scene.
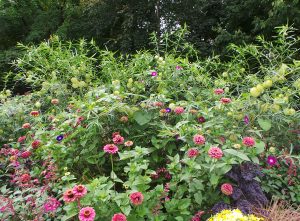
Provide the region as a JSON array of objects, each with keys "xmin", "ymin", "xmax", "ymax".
[
  {"xmin": 224, "ymin": 149, "xmax": 250, "ymax": 161},
  {"xmin": 133, "ymin": 111, "xmax": 153, "ymax": 125},
  {"xmin": 194, "ymin": 192, "xmax": 202, "ymax": 205},
  {"xmin": 258, "ymin": 118, "xmax": 271, "ymax": 131},
  {"xmin": 209, "ymin": 173, "xmax": 219, "ymax": 186},
  {"xmin": 255, "ymin": 141, "xmax": 265, "ymax": 154}
]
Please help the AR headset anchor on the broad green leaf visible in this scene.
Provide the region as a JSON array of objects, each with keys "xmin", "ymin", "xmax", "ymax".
[
  {"xmin": 133, "ymin": 111, "xmax": 152, "ymax": 125},
  {"xmin": 255, "ymin": 141, "xmax": 265, "ymax": 154},
  {"xmin": 224, "ymin": 149, "xmax": 250, "ymax": 161},
  {"xmin": 258, "ymin": 118, "xmax": 271, "ymax": 131}
]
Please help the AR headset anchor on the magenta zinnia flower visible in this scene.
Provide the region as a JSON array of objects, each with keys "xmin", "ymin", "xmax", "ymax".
[
  {"xmin": 21, "ymin": 150, "xmax": 31, "ymax": 159},
  {"xmin": 221, "ymin": 183, "xmax": 233, "ymax": 195},
  {"xmin": 267, "ymin": 156, "xmax": 277, "ymax": 166},
  {"xmin": 103, "ymin": 144, "xmax": 119, "ymax": 154},
  {"xmin": 22, "ymin": 123, "xmax": 31, "ymax": 129},
  {"xmin": 129, "ymin": 192, "xmax": 144, "ymax": 205},
  {"xmin": 151, "ymin": 71, "xmax": 158, "ymax": 77},
  {"xmin": 112, "ymin": 213, "xmax": 127, "ymax": 221},
  {"xmin": 193, "ymin": 134, "xmax": 205, "ymax": 145},
  {"xmin": 79, "ymin": 207, "xmax": 96, "ymax": 221},
  {"xmin": 242, "ymin": 137, "xmax": 255, "ymax": 147},
  {"xmin": 208, "ymin": 147, "xmax": 223, "ymax": 159},
  {"xmin": 187, "ymin": 148, "xmax": 199, "ymax": 158},
  {"xmin": 73, "ymin": 184, "xmax": 87, "ymax": 198}
]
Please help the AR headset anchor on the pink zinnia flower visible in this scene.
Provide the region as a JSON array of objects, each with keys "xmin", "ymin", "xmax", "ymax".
[
  {"xmin": 112, "ymin": 132, "xmax": 120, "ymax": 138},
  {"xmin": 21, "ymin": 150, "xmax": 31, "ymax": 159},
  {"xmin": 31, "ymin": 140, "xmax": 41, "ymax": 149},
  {"xmin": 112, "ymin": 213, "xmax": 127, "ymax": 221},
  {"xmin": 208, "ymin": 147, "xmax": 223, "ymax": 159},
  {"xmin": 44, "ymin": 197, "xmax": 61, "ymax": 212},
  {"xmin": 22, "ymin": 123, "xmax": 31, "ymax": 129},
  {"xmin": 187, "ymin": 148, "xmax": 199, "ymax": 158},
  {"xmin": 30, "ymin": 111, "xmax": 40, "ymax": 117},
  {"xmin": 63, "ymin": 189, "xmax": 76, "ymax": 203},
  {"xmin": 18, "ymin": 136, "xmax": 26, "ymax": 143},
  {"xmin": 79, "ymin": 207, "xmax": 96, "ymax": 221},
  {"xmin": 193, "ymin": 134, "xmax": 205, "ymax": 145},
  {"xmin": 129, "ymin": 192, "xmax": 144, "ymax": 205},
  {"xmin": 221, "ymin": 183, "xmax": 233, "ymax": 195},
  {"xmin": 174, "ymin": 106, "xmax": 184, "ymax": 114},
  {"xmin": 73, "ymin": 184, "xmax": 87, "ymax": 198},
  {"xmin": 103, "ymin": 144, "xmax": 119, "ymax": 154},
  {"xmin": 124, "ymin": 141, "xmax": 133, "ymax": 147},
  {"xmin": 113, "ymin": 135, "xmax": 124, "ymax": 145},
  {"xmin": 242, "ymin": 137, "xmax": 255, "ymax": 147},
  {"xmin": 220, "ymin": 98, "xmax": 231, "ymax": 104},
  {"xmin": 214, "ymin": 88, "xmax": 224, "ymax": 95}
]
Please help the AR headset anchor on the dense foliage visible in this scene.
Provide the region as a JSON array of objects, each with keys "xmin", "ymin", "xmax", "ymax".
[
  {"xmin": 1, "ymin": 0, "xmax": 300, "ymax": 91},
  {"xmin": 0, "ymin": 27, "xmax": 299, "ymax": 220}
]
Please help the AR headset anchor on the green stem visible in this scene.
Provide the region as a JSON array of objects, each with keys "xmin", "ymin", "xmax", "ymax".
[{"xmin": 110, "ymin": 154, "xmax": 116, "ymax": 193}]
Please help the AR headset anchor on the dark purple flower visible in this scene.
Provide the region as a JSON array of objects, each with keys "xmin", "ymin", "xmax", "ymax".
[
  {"xmin": 244, "ymin": 115, "xmax": 250, "ymax": 125},
  {"xmin": 197, "ymin": 116, "xmax": 206, "ymax": 123},
  {"xmin": 56, "ymin": 135, "xmax": 64, "ymax": 142},
  {"xmin": 165, "ymin": 108, "xmax": 171, "ymax": 113},
  {"xmin": 231, "ymin": 187, "xmax": 243, "ymax": 200},
  {"xmin": 267, "ymin": 155, "xmax": 277, "ymax": 166}
]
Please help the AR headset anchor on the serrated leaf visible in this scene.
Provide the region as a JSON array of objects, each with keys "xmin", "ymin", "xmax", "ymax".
[
  {"xmin": 258, "ymin": 118, "xmax": 271, "ymax": 131},
  {"xmin": 224, "ymin": 149, "xmax": 250, "ymax": 161}
]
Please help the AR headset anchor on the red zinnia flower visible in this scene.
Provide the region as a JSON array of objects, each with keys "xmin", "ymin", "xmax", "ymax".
[
  {"xmin": 221, "ymin": 183, "xmax": 233, "ymax": 195},
  {"xmin": 129, "ymin": 192, "xmax": 144, "ymax": 205},
  {"xmin": 22, "ymin": 123, "xmax": 31, "ymax": 129},
  {"xmin": 220, "ymin": 98, "xmax": 231, "ymax": 104},
  {"xmin": 18, "ymin": 136, "xmax": 26, "ymax": 143},
  {"xmin": 30, "ymin": 111, "xmax": 40, "ymax": 117},
  {"xmin": 20, "ymin": 174, "xmax": 31, "ymax": 183},
  {"xmin": 32, "ymin": 140, "xmax": 41, "ymax": 149},
  {"xmin": 21, "ymin": 150, "xmax": 31, "ymax": 159},
  {"xmin": 187, "ymin": 148, "xmax": 199, "ymax": 158}
]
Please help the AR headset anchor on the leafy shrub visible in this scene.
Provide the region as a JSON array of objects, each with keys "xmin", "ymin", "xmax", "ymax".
[{"xmin": 0, "ymin": 26, "xmax": 300, "ymax": 220}]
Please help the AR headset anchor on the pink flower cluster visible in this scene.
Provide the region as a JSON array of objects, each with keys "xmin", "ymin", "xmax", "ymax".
[
  {"xmin": 174, "ymin": 106, "xmax": 184, "ymax": 114},
  {"xmin": 220, "ymin": 97, "xmax": 231, "ymax": 104},
  {"xmin": 191, "ymin": 211, "xmax": 205, "ymax": 221},
  {"xmin": 63, "ymin": 184, "xmax": 87, "ymax": 203},
  {"xmin": 44, "ymin": 197, "xmax": 61, "ymax": 212},
  {"xmin": 112, "ymin": 213, "xmax": 127, "ymax": 221},
  {"xmin": 214, "ymin": 88, "xmax": 224, "ymax": 95}
]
